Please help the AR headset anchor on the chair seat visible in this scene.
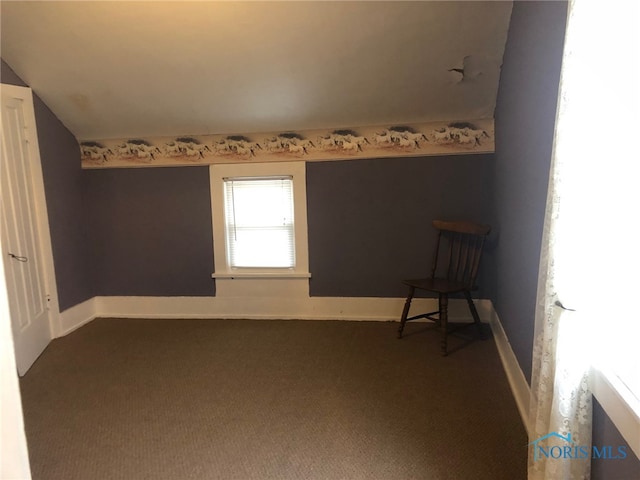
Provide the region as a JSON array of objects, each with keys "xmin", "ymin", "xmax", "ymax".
[{"xmin": 403, "ymin": 277, "xmax": 473, "ymax": 294}]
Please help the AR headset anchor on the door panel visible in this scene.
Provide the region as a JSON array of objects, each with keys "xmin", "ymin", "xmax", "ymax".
[{"xmin": 1, "ymin": 87, "xmax": 52, "ymax": 375}]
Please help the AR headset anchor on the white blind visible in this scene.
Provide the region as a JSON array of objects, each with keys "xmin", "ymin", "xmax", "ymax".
[{"xmin": 223, "ymin": 176, "xmax": 295, "ymax": 268}]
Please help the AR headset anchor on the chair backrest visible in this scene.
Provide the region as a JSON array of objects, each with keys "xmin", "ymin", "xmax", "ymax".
[{"xmin": 430, "ymin": 220, "xmax": 491, "ymax": 289}]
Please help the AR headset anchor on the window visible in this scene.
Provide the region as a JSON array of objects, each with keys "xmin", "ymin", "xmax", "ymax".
[
  {"xmin": 210, "ymin": 161, "xmax": 310, "ymax": 280},
  {"xmin": 223, "ymin": 176, "xmax": 295, "ymax": 268},
  {"xmin": 552, "ymin": 0, "xmax": 640, "ymax": 458}
]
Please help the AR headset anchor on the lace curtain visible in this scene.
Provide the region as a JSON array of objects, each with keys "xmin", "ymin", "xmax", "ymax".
[
  {"xmin": 528, "ymin": 1, "xmax": 594, "ymax": 478},
  {"xmin": 527, "ymin": 0, "xmax": 639, "ymax": 477}
]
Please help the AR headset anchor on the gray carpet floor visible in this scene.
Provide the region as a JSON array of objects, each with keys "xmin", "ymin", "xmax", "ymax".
[{"xmin": 19, "ymin": 318, "xmax": 527, "ymax": 479}]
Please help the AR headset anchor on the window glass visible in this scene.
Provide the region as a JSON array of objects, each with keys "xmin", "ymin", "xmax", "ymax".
[{"xmin": 223, "ymin": 176, "xmax": 295, "ymax": 268}]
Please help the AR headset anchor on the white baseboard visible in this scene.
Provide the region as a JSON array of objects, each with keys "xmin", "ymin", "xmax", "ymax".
[
  {"xmin": 488, "ymin": 306, "xmax": 531, "ymax": 435},
  {"xmin": 92, "ymin": 295, "xmax": 489, "ymax": 322},
  {"xmin": 57, "ymin": 295, "xmax": 494, "ymax": 332},
  {"xmin": 56, "ymin": 297, "xmax": 97, "ymax": 337}
]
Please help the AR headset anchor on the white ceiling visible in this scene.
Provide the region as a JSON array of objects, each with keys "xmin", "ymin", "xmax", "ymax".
[{"xmin": 1, "ymin": 1, "xmax": 513, "ymax": 141}]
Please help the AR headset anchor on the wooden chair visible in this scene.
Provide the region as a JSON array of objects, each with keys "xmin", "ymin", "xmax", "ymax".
[{"xmin": 397, "ymin": 220, "xmax": 491, "ymax": 356}]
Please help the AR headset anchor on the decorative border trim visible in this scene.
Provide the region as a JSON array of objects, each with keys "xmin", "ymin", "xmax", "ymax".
[{"xmin": 80, "ymin": 119, "xmax": 494, "ymax": 169}]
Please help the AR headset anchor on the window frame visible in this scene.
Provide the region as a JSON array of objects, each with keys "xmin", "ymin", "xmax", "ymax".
[
  {"xmin": 592, "ymin": 366, "xmax": 640, "ymax": 459},
  {"xmin": 210, "ymin": 161, "xmax": 310, "ymax": 279}
]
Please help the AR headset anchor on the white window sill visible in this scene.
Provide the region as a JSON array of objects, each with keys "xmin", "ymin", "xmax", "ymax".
[
  {"xmin": 211, "ymin": 271, "xmax": 311, "ymax": 279},
  {"xmin": 591, "ymin": 367, "xmax": 640, "ymax": 460}
]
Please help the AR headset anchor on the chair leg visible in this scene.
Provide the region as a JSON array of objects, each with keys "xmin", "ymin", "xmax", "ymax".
[
  {"xmin": 398, "ymin": 286, "xmax": 415, "ymax": 339},
  {"xmin": 464, "ymin": 290, "xmax": 485, "ymax": 339},
  {"xmin": 439, "ymin": 293, "xmax": 448, "ymax": 356}
]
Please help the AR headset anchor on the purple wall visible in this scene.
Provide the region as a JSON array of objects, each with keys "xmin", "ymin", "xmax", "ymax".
[
  {"xmin": 83, "ymin": 167, "xmax": 214, "ymax": 296},
  {"xmin": 1, "ymin": 60, "xmax": 27, "ymax": 87},
  {"xmin": 307, "ymin": 155, "xmax": 495, "ymax": 297},
  {"xmin": 493, "ymin": 1, "xmax": 567, "ymax": 383},
  {"xmin": 83, "ymin": 154, "xmax": 494, "ymax": 299},
  {"xmin": 2, "ymin": 60, "xmax": 94, "ymax": 311}
]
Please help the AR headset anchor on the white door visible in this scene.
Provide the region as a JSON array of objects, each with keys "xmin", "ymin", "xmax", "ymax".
[{"xmin": 1, "ymin": 84, "xmax": 56, "ymax": 376}]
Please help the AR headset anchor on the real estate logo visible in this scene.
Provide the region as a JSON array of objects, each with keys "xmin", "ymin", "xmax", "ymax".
[{"xmin": 529, "ymin": 432, "xmax": 627, "ymax": 461}]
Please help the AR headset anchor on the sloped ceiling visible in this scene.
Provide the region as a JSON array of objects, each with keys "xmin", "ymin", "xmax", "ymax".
[{"xmin": 1, "ymin": 1, "xmax": 513, "ymax": 141}]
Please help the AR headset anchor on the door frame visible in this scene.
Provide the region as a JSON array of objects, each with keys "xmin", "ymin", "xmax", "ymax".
[{"xmin": 1, "ymin": 83, "xmax": 60, "ymax": 337}]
